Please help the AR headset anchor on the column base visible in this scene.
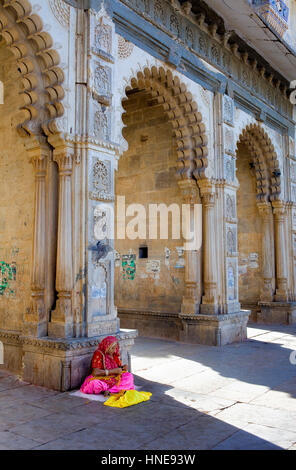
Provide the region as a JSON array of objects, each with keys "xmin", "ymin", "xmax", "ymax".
[
  {"xmin": 181, "ymin": 298, "xmax": 200, "ymax": 315},
  {"xmin": 0, "ymin": 329, "xmax": 138, "ymax": 391},
  {"xmin": 0, "ymin": 330, "xmax": 22, "ymax": 374},
  {"xmin": 86, "ymin": 316, "xmax": 120, "ymax": 338},
  {"xmin": 179, "ymin": 310, "xmax": 251, "ymax": 346},
  {"xmin": 48, "ymin": 321, "xmax": 74, "ymax": 339},
  {"xmin": 200, "ymin": 303, "xmax": 219, "ymax": 315},
  {"xmin": 22, "ymin": 321, "xmax": 48, "ymax": 338},
  {"xmin": 258, "ymin": 302, "xmax": 296, "ymax": 324}
]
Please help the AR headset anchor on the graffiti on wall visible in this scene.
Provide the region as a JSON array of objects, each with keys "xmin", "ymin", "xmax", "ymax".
[
  {"xmin": 146, "ymin": 260, "xmax": 161, "ymax": 280},
  {"xmin": 0, "ymin": 261, "xmax": 16, "ymax": 297},
  {"xmin": 122, "ymin": 254, "xmax": 136, "ymax": 280},
  {"xmin": 0, "ymin": 247, "xmax": 29, "ymax": 299}
]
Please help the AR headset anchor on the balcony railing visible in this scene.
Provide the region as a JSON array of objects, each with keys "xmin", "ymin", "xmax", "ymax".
[{"xmin": 252, "ymin": 0, "xmax": 289, "ymax": 37}]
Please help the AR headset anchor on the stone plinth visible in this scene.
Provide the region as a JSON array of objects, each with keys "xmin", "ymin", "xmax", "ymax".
[
  {"xmin": 119, "ymin": 309, "xmax": 182, "ymax": 341},
  {"xmin": 119, "ymin": 309, "xmax": 251, "ymax": 346},
  {"xmin": 179, "ymin": 311, "xmax": 251, "ymax": 346},
  {"xmin": 0, "ymin": 330, "xmax": 22, "ymax": 374},
  {"xmin": 258, "ymin": 302, "xmax": 296, "ymax": 324},
  {"xmin": 0, "ymin": 329, "xmax": 137, "ymax": 391}
]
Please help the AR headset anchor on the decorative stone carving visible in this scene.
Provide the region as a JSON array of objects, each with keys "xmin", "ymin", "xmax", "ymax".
[
  {"xmin": 224, "ymin": 127, "xmax": 235, "ymax": 155},
  {"xmin": 226, "ymin": 194, "xmax": 236, "ymax": 220},
  {"xmin": 49, "ymin": 0, "xmax": 70, "ymax": 29},
  {"xmin": 93, "ymin": 63, "xmax": 111, "ymax": 96},
  {"xmin": 136, "ymin": 0, "xmax": 150, "ymax": 14},
  {"xmin": 226, "ymin": 226, "xmax": 237, "ymax": 255},
  {"xmin": 170, "ymin": 15, "xmax": 179, "ymax": 36},
  {"xmin": 227, "ymin": 263, "xmax": 236, "ymax": 301},
  {"xmin": 241, "ymin": 68, "xmax": 250, "ymax": 87},
  {"xmin": 223, "ymin": 95, "xmax": 234, "ymax": 126},
  {"xmin": 292, "ymin": 208, "xmax": 296, "ymax": 230},
  {"xmin": 118, "ymin": 36, "xmax": 134, "ymax": 59},
  {"xmin": 291, "ymin": 161, "xmax": 296, "ymax": 182},
  {"xmin": 225, "ymin": 155, "xmax": 235, "ymax": 182},
  {"xmin": 154, "ymin": 1, "xmax": 165, "ymax": 23},
  {"xmin": 211, "ymin": 45, "xmax": 220, "ymax": 65},
  {"xmin": 292, "ymin": 184, "xmax": 296, "ymax": 203},
  {"xmin": 0, "ymin": 1, "xmax": 65, "ymax": 135},
  {"xmin": 90, "ymin": 159, "xmax": 113, "ymax": 201},
  {"xmin": 94, "ymin": 20, "xmax": 112, "ymax": 57},
  {"xmin": 94, "ymin": 104, "xmax": 110, "ymax": 141},
  {"xmin": 198, "ymin": 34, "xmax": 209, "ymax": 56},
  {"xmin": 185, "ymin": 26, "xmax": 194, "ymax": 48},
  {"xmin": 289, "ymin": 137, "xmax": 295, "ymax": 157}
]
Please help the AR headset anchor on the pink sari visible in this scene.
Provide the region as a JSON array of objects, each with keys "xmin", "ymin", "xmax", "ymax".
[{"xmin": 80, "ymin": 336, "xmax": 134, "ymax": 395}]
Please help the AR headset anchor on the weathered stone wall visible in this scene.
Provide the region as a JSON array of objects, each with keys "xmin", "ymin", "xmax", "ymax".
[
  {"xmin": 115, "ymin": 89, "xmax": 185, "ymax": 314},
  {"xmin": 237, "ymin": 142, "xmax": 263, "ymax": 311},
  {"xmin": 0, "ymin": 45, "xmax": 33, "ymax": 332}
]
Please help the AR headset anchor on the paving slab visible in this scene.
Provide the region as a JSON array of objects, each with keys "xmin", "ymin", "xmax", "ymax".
[
  {"xmin": 212, "ymin": 423, "xmax": 296, "ymax": 450},
  {"xmin": 0, "ymin": 324, "xmax": 295, "ymax": 450},
  {"xmin": 212, "ymin": 403, "xmax": 296, "ymax": 433},
  {"xmin": 9, "ymin": 412, "xmax": 91, "ymax": 444},
  {"xmin": 0, "ymin": 402, "xmax": 53, "ymax": 432},
  {"xmin": 140, "ymin": 414, "xmax": 240, "ymax": 450},
  {"xmin": 209, "ymin": 381, "xmax": 269, "ymax": 403},
  {"xmin": 0, "ymin": 431, "xmax": 40, "ymax": 450},
  {"xmin": 249, "ymin": 378, "xmax": 296, "ymax": 411}
]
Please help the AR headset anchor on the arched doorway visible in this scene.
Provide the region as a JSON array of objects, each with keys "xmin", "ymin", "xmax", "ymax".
[
  {"xmin": 115, "ymin": 66, "xmax": 208, "ymax": 340},
  {"xmin": 0, "ymin": 0, "xmax": 65, "ymax": 338},
  {"xmin": 236, "ymin": 124, "xmax": 281, "ymax": 320}
]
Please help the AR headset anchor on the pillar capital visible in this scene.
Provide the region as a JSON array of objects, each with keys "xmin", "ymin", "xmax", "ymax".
[
  {"xmin": 272, "ymin": 200, "xmax": 287, "ymax": 219},
  {"xmin": 54, "ymin": 152, "xmax": 74, "ymax": 175},
  {"xmin": 199, "ymin": 180, "xmax": 216, "ymax": 207},
  {"xmin": 257, "ymin": 201, "xmax": 273, "ymax": 217},
  {"xmin": 178, "ymin": 179, "xmax": 200, "ymax": 204}
]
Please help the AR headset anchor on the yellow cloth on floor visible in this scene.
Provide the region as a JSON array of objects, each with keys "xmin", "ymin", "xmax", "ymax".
[{"xmin": 104, "ymin": 389, "xmax": 152, "ymax": 408}]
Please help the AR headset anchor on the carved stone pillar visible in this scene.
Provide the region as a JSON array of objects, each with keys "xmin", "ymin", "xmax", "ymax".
[
  {"xmin": 23, "ymin": 139, "xmax": 49, "ymax": 337},
  {"xmin": 257, "ymin": 202, "xmax": 275, "ymax": 302},
  {"xmin": 48, "ymin": 149, "xmax": 74, "ymax": 338},
  {"xmin": 178, "ymin": 179, "xmax": 202, "ymax": 315},
  {"xmin": 273, "ymin": 201, "xmax": 288, "ymax": 301},
  {"xmin": 199, "ymin": 181, "xmax": 218, "ymax": 314}
]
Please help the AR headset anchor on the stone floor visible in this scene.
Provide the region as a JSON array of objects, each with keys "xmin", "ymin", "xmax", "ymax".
[{"xmin": 0, "ymin": 323, "xmax": 296, "ymax": 450}]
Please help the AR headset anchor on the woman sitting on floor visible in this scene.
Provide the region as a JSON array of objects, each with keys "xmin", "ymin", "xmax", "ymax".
[{"xmin": 80, "ymin": 335, "xmax": 135, "ymax": 396}]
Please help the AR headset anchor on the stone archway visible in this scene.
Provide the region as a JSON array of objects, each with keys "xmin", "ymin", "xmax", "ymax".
[
  {"xmin": 124, "ymin": 66, "xmax": 209, "ymax": 181},
  {"xmin": 239, "ymin": 124, "xmax": 281, "ymax": 201},
  {"xmin": 236, "ymin": 123, "xmax": 286, "ymax": 319},
  {"xmin": 0, "ymin": 0, "xmax": 66, "ymax": 338},
  {"xmin": 116, "ymin": 66, "xmax": 209, "ymax": 339},
  {"xmin": 0, "ymin": 0, "xmax": 65, "ymax": 135}
]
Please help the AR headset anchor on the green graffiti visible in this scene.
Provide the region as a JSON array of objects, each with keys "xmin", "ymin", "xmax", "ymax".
[
  {"xmin": 0, "ymin": 261, "xmax": 17, "ymax": 296},
  {"xmin": 122, "ymin": 255, "xmax": 136, "ymax": 281}
]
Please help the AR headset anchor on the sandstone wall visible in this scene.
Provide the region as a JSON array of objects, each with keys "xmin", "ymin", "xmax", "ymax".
[
  {"xmin": 0, "ymin": 45, "xmax": 34, "ymax": 332},
  {"xmin": 237, "ymin": 142, "xmax": 263, "ymax": 309},
  {"xmin": 115, "ymin": 90, "xmax": 185, "ymax": 314}
]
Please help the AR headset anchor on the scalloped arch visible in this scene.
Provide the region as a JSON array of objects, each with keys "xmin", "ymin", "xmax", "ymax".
[
  {"xmin": 0, "ymin": 0, "xmax": 65, "ymax": 135},
  {"xmin": 122, "ymin": 65, "xmax": 209, "ymax": 181},
  {"xmin": 237, "ymin": 123, "xmax": 281, "ymax": 201}
]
